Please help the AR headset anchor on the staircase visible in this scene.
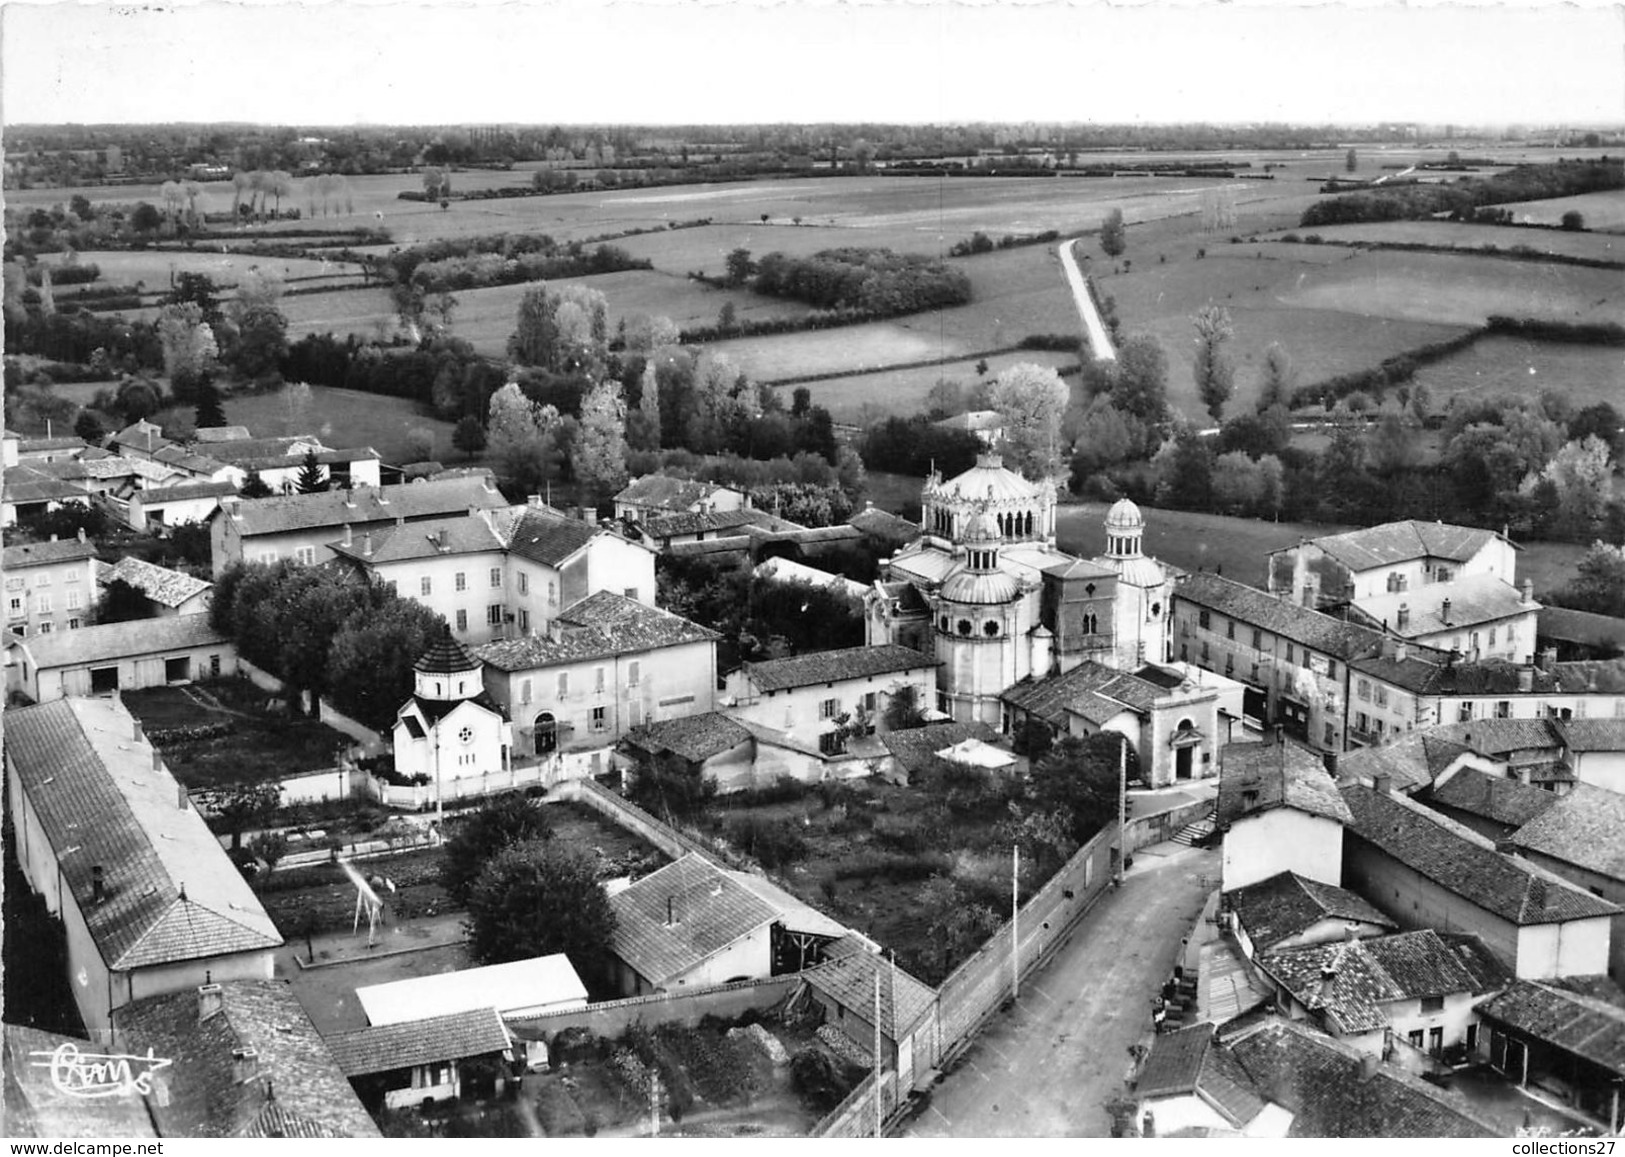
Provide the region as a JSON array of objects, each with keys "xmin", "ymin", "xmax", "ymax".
[{"xmin": 1170, "ymin": 802, "xmax": 1218, "ymax": 847}]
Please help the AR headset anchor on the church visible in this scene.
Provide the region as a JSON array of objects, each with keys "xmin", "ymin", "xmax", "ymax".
[{"xmin": 865, "ymin": 453, "xmax": 1176, "ymax": 727}]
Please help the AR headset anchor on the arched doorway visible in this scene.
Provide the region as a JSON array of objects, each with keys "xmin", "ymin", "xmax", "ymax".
[
  {"xmin": 1172, "ymin": 717, "xmax": 1199, "ymax": 780},
  {"xmin": 533, "ymin": 711, "xmax": 558, "ymax": 755}
]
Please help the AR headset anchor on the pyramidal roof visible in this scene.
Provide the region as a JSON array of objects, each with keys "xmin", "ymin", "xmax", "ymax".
[{"xmin": 414, "ymin": 633, "xmax": 479, "ymax": 674}]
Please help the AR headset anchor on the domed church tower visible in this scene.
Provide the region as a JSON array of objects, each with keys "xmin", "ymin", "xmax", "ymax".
[
  {"xmin": 1095, "ymin": 498, "xmax": 1172, "ymax": 669},
  {"xmin": 933, "ymin": 507, "xmax": 1029, "ymax": 725}
]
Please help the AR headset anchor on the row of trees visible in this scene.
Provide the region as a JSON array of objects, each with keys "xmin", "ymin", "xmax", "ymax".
[{"xmin": 737, "ymin": 247, "xmax": 972, "ymax": 315}]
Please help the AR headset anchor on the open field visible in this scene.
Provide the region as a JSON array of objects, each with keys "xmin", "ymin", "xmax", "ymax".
[
  {"xmin": 42, "ymin": 248, "xmax": 364, "ymax": 289},
  {"xmin": 1407, "ymin": 335, "xmax": 1625, "ymax": 411},
  {"xmin": 1275, "ymin": 220, "xmax": 1624, "ymax": 262},
  {"xmin": 791, "ymin": 349, "xmax": 1078, "ymax": 423},
  {"xmin": 280, "ymin": 285, "xmax": 396, "ymax": 341},
  {"xmin": 1492, "ymin": 190, "xmax": 1625, "ymax": 232},
  {"xmin": 706, "ymin": 321, "xmax": 966, "ymax": 383}
]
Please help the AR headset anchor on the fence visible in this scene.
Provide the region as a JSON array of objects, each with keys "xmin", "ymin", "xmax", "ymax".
[
  {"xmin": 505, "ymin": 975, "xmax": 799, "ymax": 1043},
  {"xmin": 364, "ymin": 761, "xmax": 555, "ymax": 809},
  {"xmin": 280, "ymin": 764, "xmax": 368, "ymax": 806},
  {"xmin": 550, "ymin": 777, "xmax": 715, "ymax": 862},
  {"xmin": 814, "ymin": 1070, "xmax": 900, "ymax": 1139}
]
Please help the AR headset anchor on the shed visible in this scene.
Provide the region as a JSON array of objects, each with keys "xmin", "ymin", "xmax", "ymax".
[{"xmin": 356, "ymin": 954, "xmax": 588, "ymax": 1025}]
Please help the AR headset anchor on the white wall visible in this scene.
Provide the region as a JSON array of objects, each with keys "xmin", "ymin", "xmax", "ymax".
[
  {"xmin": 1223, "ymin": 809, "xmax": 1343, "ymax": 892},
  {"xmin": 1514, "ymin": 916, "xmax": 1612, "ymax": 980},
  {"xmin": 671, "ymin": 922, "xmax": 773, "ymax": 990},
  {"xmin": 1574, "ymin": 750, "xmax": 1625, "ymax": 793},
  {"xmin": 1139, "ymin": 1093, "xmax": 1241, "ymax": 1137},
  {"xmin": 29, "ymin": 643, "xmax": 237, "ymax": 703}
]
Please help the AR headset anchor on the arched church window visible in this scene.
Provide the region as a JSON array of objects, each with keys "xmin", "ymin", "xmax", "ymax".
[
  {"xmin": 940, "ymin": 615, "xmax": 950, "ymax": 632},
  {"xmin": 1151, "ymin": 602, "xmax": 1162, "ymax": 617},
  {"xmin": 534, "ymin": 712, "xmax": 558, "ymax": 755},
  {"xmin": 1083, "ymin": 612, "xmax": 1098, "ymax": 635},
  {"xmin": 957, "ymin": 619, "xmax": 973, "ymax": 637},
  {"xmin": 983, "ymin": 620, "xmax": 1001, "ymax": 637},
  {"xmin": 1024, "ymin": 511, "xmax": 1033, "ymax": 536}
]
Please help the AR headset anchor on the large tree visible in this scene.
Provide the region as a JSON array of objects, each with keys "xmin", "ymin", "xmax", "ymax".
[
  {"xmin": 1556, "ymin": 542, "xmax": 1625, "ymax": 617},
  {"xmin": 325, "ymin": 595, "xmax": 448, "ymax": 731},
  {"xmin": 627, "ymin": 750, "xmax": 718, "ymax": 822},
  {"xmin": 464, "ymin": 839, "xmax": 618, "ymax": 982},
  {"xmin": 1028, "ymin": 732, "xmax": 1131, "ymax": 846},
  {"xmin": 573, "ymin": 380, "xmax": 630, "ymax": 502},
  {"xmin": 990, "ymin": 362, "xmax": 1070, "ymax": 481},
  {"xmin": 95, "ymin": 577, "xmax": 154, "ymax": 625},
  {"xmin": 223, "ymin": 270, "xmax": 288, "ymax": 383},
  {"xmin": 452, "ymin": 414, "xmax": 487, "ymax": 459},
  {"xmin": 1192, "ymin": 304, "xmax": 1235, "ymax": 424},
  {"xmin": 1099, "ymin": 208, "xmax": 1127, "ymax": 258},
  {"xmin": 440, "ymin": 792, "xmax": 556, "ymax": 905},
  {"xmin": 156, "ymin": 302, "xmax": 219, "ymax": 403},
  {"xmin": 295, "ymin": 448, "xmax": 328, "ymax": 494},
  {"xmin": 1107, "ymin": 336, "xmax": 1170, "ymax": 432},
  {"xmin": 194, "ymin": 380, "xmax": 228, "ymax": 429},
  {"xmin": 1256, "ymin": 342, "xmax": 1296, "ymax": 413}
]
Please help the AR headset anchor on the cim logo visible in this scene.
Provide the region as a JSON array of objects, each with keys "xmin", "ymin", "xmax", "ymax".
[{"xmin": 30, "ymin": 1043, "xmax": 173, "ymax": 1098}]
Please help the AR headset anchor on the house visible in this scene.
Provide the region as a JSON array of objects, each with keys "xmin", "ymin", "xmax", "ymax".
[
  {"xmin": 1334, "ymin": 729, "xmax": 1490, "ymax": 795},
  {"xmin": 329, "ymin": 514, "xmax": 510, "ymax": 643},
  {"xmin": 723, "ymin": 644, "xmax": 939, "ymax": 756},
  {"xmin": 613, "ymin": 474, "xmax": 748, "ymax": 523},
  {"xmin": 206, "ymin": 475, "xmax": 508, "ymax": 576},
  {"xmin": 636, "ymin": 506, "xmax": 788, "ymax": 550},
  {"xmin": 477, "ymin": 591, "xmax": 719, "ymax": 777},
  {"xmin": 110, "ymin": 981, "xmax": 378, "ymax": 1138},
  {"xmin": 1001, "ymin": 659, "xmax": 1222, "ymax": 787},
  {"xmin": 3, "ymin": 1023, "xmax": 161, "ymax": 1137},
  {"xmin": 607, "ymin": 853, "xmax": 778, "ymax": 995},
  {"xmin": 1255, "ymin": 929, "xmax": 1509, "ymax": 1059},
  {"xmin": 500, "ymin": 501, "xmax": 657, "ymax": 629},
  {"xmin": 1339, "ymin": 783, "xmax": 1619, "ymax": 979},
  {"xmin": 795, "ymin": 937, "xmax": 941, "ymax": 1096},
  {"xmin": 3, "ymin": 463, "xmax": 95, "ymax": 527},
  {"xmin": 4, "ymin": 533, "xmax": 99, "ymax": 637},
  {"xmin": 390, "ymin": 636, "xmax": 512, "ymax": 805},
  {"xmin": 4, "ymin": 697, "xmax": 283, "ymax": 1037},
  {"xmin": 1342, "ymin": 574, "xmax": 1539, "ymax": 666},
  {"xmin": 325, "ymin": 1006, "xmax": 513, "ymax": 1111},
  {"xmin": 1225, "ymin": 871, "xmax": 1397, "ymax": 959},
  {"xmin": 9, "ymin": 615, "xmax": 235, "ymax": 703},
  {"xmin": 100, "ymin": 556, "xmax": 213, "ymax": 618},
  {"xmin": 125, "ymin": 480, "xmax": 239, "ymax": 531},
  {"xmin": 721, "ymin": 869, "xmax": 853, "ymax": 974},
  {"xmin": 1267, "ymin": 520, "xmax": 1517, "ymax": 610},
  {"xmin": 1414, "ymin": 766, "xmax": 1557, "ymax": 841},
  {"xmin": 1476, "ymin": 975, "xmax": 1625, "ymax": 1133},
  {"xmin": 621, "ymin": 712, "xmax": 754, "ymax": 793},
  {"xmin": 1224, "ymin": 1017, "xmax": 1497, "ymax": 1137},
  {"xmin": 878, "ymin": 720, "xmax": 1010, "ymax": 783},
  {"xmin": 1428, "ymin": 719, "xmax": 1577, "ymax": 791},
  {"xmin": 1553, "ymin": 718, "xmax": 1625, "ymax": 793},
  {"xmin": 355, "ymin": 955, "xmax": 587, "ymax": 1025},
  {"xmin": 753, "ymin": 556, "xmax": 868, "ymax": 605},
  {"xmin": 1216, "ymin": 738, "xmax": 1353, "ymax": 892},
  {"xmin": 1510, "ymin": 784, "xmax": 1625, "ymax": 984},
  {"xmin": 1538, "ymin": 606, "xmax": 1625, "ymax": 661},
  {"xmin": 846, "ymin": 503, "xmax": 921, "ymax": 554},
  {"xmin": 1133, "ymin": 1023, "xmax": 1290, "ymax": 1137},
  {"xmin": 193, "ymin": 434, "xmax": 382, "ymax": 492}
]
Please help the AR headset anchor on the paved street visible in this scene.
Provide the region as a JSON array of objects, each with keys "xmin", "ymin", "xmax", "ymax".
[{"xmin": 903, "ymin": 840, "xmax": 1219, "ymax": 1137}]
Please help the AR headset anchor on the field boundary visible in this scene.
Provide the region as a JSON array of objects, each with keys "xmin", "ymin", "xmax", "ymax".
[{"xmin": 1272, "ymin": 233, "xmax": 1625, "ymax": 271}]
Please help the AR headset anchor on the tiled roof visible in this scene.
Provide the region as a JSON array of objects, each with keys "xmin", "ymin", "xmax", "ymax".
[
  {"xmin": 743, "ymin": 644, "xmax": 937, "ymax": 694},
  {"xmin": 216, "ymin": 476, "xmax": 504, "ymax": 536},
  {"xmin": 608, "ymin": 853, "xmax": 778, "ymax": 988},
  {"xmin": 624, "ymin": 712, "xmax": 752, "ymax": 763},
  {"xmin": 3, "ymin": 536, "xmax": 97, "ymax": 568},
  {"xmin": 1261, "ymin": 930, "xmax": 1508, "ymax": 1036},
  {"xmin": 1478, "ymin": 977, "xmax": 1625, "ymax": 1078},
  {"xmin": 134, "ymin": 479, "xmax": 238, "ymax": 505},
  {"xmin": 18, "ymin": 615, "xmax": 230, "ymax": 670},
  {"xmin": 18, "ymin": 435, "xmax": 91, "ymax": 454},
  {"xmin": 1551, "ymin": 658, "xmax": 1625, "ymax": 694},
  {"xmin": 1351, "ymin": 575, "xmax": 1535, "ymax": 639},
  {"xmin": 722, "ymin": 870, "xmax": 849, "ymax": 941},
  {"xmin": 476, "ymin": 591, "xmax": 717, "ymax": 672},
  {"xmin": 4, "ymin": 698, "xmax": 283, "ymax": 970},
  {"xmin": 413, "ymin": 632, "xmax": 479, "ymax": 674},
  {"xmin": 1227, "ymin": 1018, "xmax": 1497, "ymax": 1137},
  {"xmin": 112, "ymin": 980, "xmax": 376, "ymax": 1138},
  {"xmin": 1428, "ymin": 719, "xmax": 1560, "ymax": 755},
  {"xmin": 1175, "ymin": 572, "xmax": 1384, "ymax": 662},
  {"xmin": 330, "ymin": 513, "xmax": 506, "ymax": 564},
  {"xmin": 1538, "ymin": 607, "xmax": 1625, "ymax": 650},
  {"xmin": 1001, "ymin": 659, "xmax": 1168, "ymax": 729},
  {"xmin": 200, "ymin": 436, "xmax": 379, "ymax": 468},
  {"xmin": 1135, "ymin": 1022, "xmax": 1214, "ymax": 1098},
  {"xmin": 1216, "ymin": 741, "xmax": 1353, "ymax": 828},
  {"xmin": 109, "ymin": 556, "xmax": 212, "ymax": 609},
  {"xmin": 801, "ymin": 943, "xmax": 938, "ymax": 1036},
  {"xmin": 616, "ymin": 473, "xmax": 738, "ymax": 512},
  {"xmin": 1553, "ymin": 717, "xmax": 1625, "ymax": 753},
  {"xmin": 1351, "ymin": 650, "xmax": 1555, "ymax": 697},
  {"xmin": 642, "ymin": 507, "xmax": 783, "ymax": 539},
  {"xmin": 1336, "ymin": 732, "xmax": 1473, "ymax": 794},
  {"xmin": 110, "ymin": 421, "xmax": 169, "ymax": 454},
  {"xmin": 668, "ymin": 535, "xmax": 752, "ymax": 560},
  {"xmin": 1294, "ymin": 520, "xmax": 1499, "ymax": 573},
  {"xmin": 504, "ymin": 505, "xmax": 601, "ymax": 566},
  {"xmin": 3, "ymin": 465, "xmax": 92, "ymax": 504},
  {"xmin": 1512, "ymin": 783, "xmax": 1625, "ymax": 881},
  {"xmin": 1419, "ymin": 767, "xmax": 1557, "ymax": 829},
  {"xmin": 847, "ymin": 506, "xmax": 921, "ymax": 544},
  {"xmin": 1226, "ymin": 871, "xmax": 1396, "ymax": 951},
  {"xmin": 879, "ymin": 721, "xmax": 1003, "ymax": 775},
  {"xmin": 325, "ymin": 1006, "xmax": 511, "ymax": 1077},
  {"xmin": 4, "ymin": 1025, "xmax": 160, "ymax": 1138},
  {"xmin": 193, "ymin": 426, "xmax": 253, "ymax": 442},
  {"xmin": 152, "ymin": 444, "xmax": 231, "ymax": 476},
  {"xmin": 1340, "ymin": 783, "xmax": 1620, "ymax": 926}
]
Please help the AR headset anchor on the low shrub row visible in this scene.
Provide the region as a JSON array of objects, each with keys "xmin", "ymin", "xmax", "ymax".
[
  {"xmin": 948, "ymin": 229, "xmax": 1061, "ymax": 256},
  {"xmin": 1290, "ymin": 329, "xmax": 1486, "ymax": 410}
]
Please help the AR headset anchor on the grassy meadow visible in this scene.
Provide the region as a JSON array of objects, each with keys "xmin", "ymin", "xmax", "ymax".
[{"xmin": 1275, "ymin": 220, "xmax": 1624, "ymax": 262}]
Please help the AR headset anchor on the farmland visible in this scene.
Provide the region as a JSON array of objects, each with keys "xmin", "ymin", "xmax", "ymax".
[
  {"xmin": 1491, "ymin": 190, "xmax": 1625, "ymax": 232},
  {"xmin": 1406, "ymin": 335, "xmax": 1625, "ymax": 412},
  {"xmin": 42, "ymin": 248, "xmax": 363, "ymax": 290},
  {"xmin": 788, "ymin": 349, "xmax": 1079, "ymax": 423},
  {"xmin": 1273, "ymin": 219, "xmax": 1624, "ymax": 262}
]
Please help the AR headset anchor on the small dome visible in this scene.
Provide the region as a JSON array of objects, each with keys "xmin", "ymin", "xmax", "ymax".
[
  {"xmin": 941, "ymin": 567, "xmax": 1021, "ymax": 605},
  {"xmin": 1115, "ymin": 555, "xmax": 1167, "ymax": 588},
  {"xmin": 1105, "ymin": 497, "xmax": 1144, "ymax": 531},
  {"xmin": 415, "ymin": 634, "xmax": 479, "ymax": 674},
  {"xmin": 962, "ymin": 508, "xmax": 1001, "ymax": 544}
]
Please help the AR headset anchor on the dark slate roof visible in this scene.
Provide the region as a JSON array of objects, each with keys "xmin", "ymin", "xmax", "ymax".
[
  {"xmin": 743, "ymin": 644, "xmax": 938, "ymax": 694},
  {"xmin": 1551, "ymin": 658, "xmax": 1625, "ymax": 694},
  {"xmin": 1428, "ymin": 719, "xmax": 1561, "ymax": 755},
  {"xmin": 216, "ymin": 476, "xmax": 504, "ymax": 536},
  {"xmin": 18, "ymin": 615, "xmax": 230, "ymax": 669},
  {"xmin": 608, "ymin": 854, "xmax": 778, "ymax": 988},
  {"xmin": 1351, "ymin": 652, "xmax": 1555, "ymax": 697},
  {"xmin": 1001, "ymin": 659, "xmax": 1167, "ymax": 728},
  {"xmin": 1340, "ymin": 783, "xmax": 1621, "ymax": 926},
  {"xmin": 1175, "ymin": 572, "xmax": 1385, "ymax": 661},
  {"xmin": 1418, "ymin": 768, "xmax": 1557, "ymax": 829},
  {"xmin": 668, "ymin": 535, "xmax": 753, "ymax": 560},
  {"xmin": 1351, "ymin": 575, "xmax": 1535, "ymax": 640},
  {"xmin": 476, "ymin": 591, "xmax": 717, "ymax": 671},
  {"xmin": 504, "ymin": 505, "xmax": 602, "ymax": 566},
  {"xmin": 414, "ymin": 633, "xmax": 479, "ymax": 674},
  {"xmin": 615, "ymin": 473, "xmax": 739, "ymax": 512},
  {"xmin": 112, "ymin": 980, "xmax": 377, "ymax": 1138},
  {"xmin": 1512, "ymin": 783, "xmax": 1625, "ymax": 881},
  {"xmin": 3, "ymin": 465, "xmax": 93, "ymax": 504},
  {"xmin": 134, "ymin": 479, "xmax": 239, "ymax": 505},
  {"xmin": 330, "ymin": 513, "xmax": 506, "ymax": 564},
  {"xmin": 642, "ymin": 507, "xmax": 784, "ymax": 539},
  {"xmin": 879, "ymin": 721, "xmax": 1004, "ymax": 775},
  {"xmin": 1260, "ymin": 930, "xmax": 1508, "ymax": 1036},
  {"xmin": 1553, "ymin": 717, "xmax": 1625, "ymax": 753},
  {"xmin": 1335, "ymin": 732, "xmax": 1474, "ymax": 794},
  {"xmin": 3, "ymin": 536, "xmax": 98, "ymax": 568},
  {"xmin": 1227, "ymin": 871, "xmax": 1396, "ymax": 950},
  {"xmin": 1538, "ymin": 606, "xmax": 1625, "ymax": 650},
  {"xmin": 801, "ymin": 942, "xmax": 938, "ymax": 1036},
  {"xmin": 325, "ymin": 1007, "xmax": 511, "ymax": 1077},
  {"xmin": 4, "ymin": 698, "xmax": 283, "ymax": 970},
  {"xmin": 1295, "ymin": 520, "xmax": 1500, "ymax": 572},
  {"xmin": 1136, "ymin": 1022, "xmax": 1214, "ymax": 1098},
  {"xmin": 1217, "ymin": 742, "xmax": 1353, "ymax": 828},
  {"xmin": 1478, "ymin": 977, "xmax": 1625, "ymax": 1078},
  {"xmin": 1227, "ymin": 1019, "xmax": 1497, "ymax": 1137},
  {"xmin": 847, "ymin": 505, "xmax": 922, "ymax": 545},
  {"xmin": 624, "ymin": 712, "xmax": 752, "ymax": 763},
  {"xmin": 3, "ymin": 1024, "xmax": 160, "ymax": 1138},
  {"xmin": 18, "ymin": 434, "xmax": 92, "ymax": 454}
]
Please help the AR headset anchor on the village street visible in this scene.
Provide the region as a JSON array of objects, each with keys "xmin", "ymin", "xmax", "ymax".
[{"xmin": 902, "ymin": 840, "xmax": 1220, "ymax": 1137}]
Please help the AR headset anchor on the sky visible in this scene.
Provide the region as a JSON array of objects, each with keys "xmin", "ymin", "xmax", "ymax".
[{"xmin": 2, "ymin": 1, "xmax": 1622, "ymax": 128}]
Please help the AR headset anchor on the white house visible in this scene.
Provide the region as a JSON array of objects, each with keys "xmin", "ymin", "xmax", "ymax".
[
  {"xmin": 325, "ymin": 1007, "xmax": 513, "ymax": 1110},
  {"xmin": 613, "ymin": 474, "xmax": 748, "ymax": 523},
  {"xmin": 1510, "ymin": 784, "xmax": 1625, "ymax": 984},
  {"xmin": 5, "ymin": 697, "xmax": 283, "ymax": 1038},
  {"xmin": 1267, "ymin": 520, "xmax": 1518, "ymax": 609},
  {"xmin": 1553, "ymin": 718, "xmax": 1625, "ymax": 794},
  {"xmin": 1344, "ymin": 575, "xmax": 1539, "ymax": 666},
  {"xmin": 8, "ymin": 615, "xmax": 235, "ymax": 703},
  {"xmin": 390, "ymin": 635, "xmax": 512, "ymax": 805},
  {"xmin": 1217, "ymin": 738, "xmax": 1354, "ymax": 892},
  {"xmin": 607, "ymin": 853, "xmax": 777, "ymax": 995},
  {"xmin": 1225, "ymin": 870, "xmax": 1397, "ymax": 959},
  {"xmin": 4, "ymin": 533, "xmax": 99, "ymax": 638},
  {"xmin": 99, "ymin": 556, "xmax": 213, "ymax": 618},
  {"xmin": 125, "ymin": 480, "xmax": 238, "ymax": 531},
  {"xmin": 1133, "ymin": 1023, "xmax": 1293, "ymax": 1138}
]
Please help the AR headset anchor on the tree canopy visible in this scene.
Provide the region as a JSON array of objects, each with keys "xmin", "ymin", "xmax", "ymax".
[
  {"xmin": 464, "ymin": 838, "xmax": 618, "ymax": 981},
  {"xmin": 440, "ymin": 792, "xmax": 556, "ymax": 905}
]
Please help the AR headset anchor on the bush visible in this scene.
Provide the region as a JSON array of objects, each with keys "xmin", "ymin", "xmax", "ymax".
[{"xmin": 724, "ymin": 815, "xmax": 809, "ymax": 869}]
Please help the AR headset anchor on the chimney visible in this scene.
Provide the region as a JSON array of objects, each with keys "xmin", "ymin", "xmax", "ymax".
[
  {"xmin": 77, "ymin": 527, "xmax": 86, "ymax": 543},
  {"xmin": 547, "ymin": 620, "xmax": 562, "ymax": 644},
  {"xmin": 362, "ymin": 533, "xmax": 373, "ymax": 558},
  {"xmin": 1522, "ymin": 578, "xmax": 1534, "ymax": 605},
  {"xmin": 1396, "ymin": 603, "xmax": 1410, "ymax": 632},
  {"xmin": 1394, "ymin": 643, "xmax": 1408, "ymax": 663},
  {"xmin": 134, "ymin": 718, "xmax": 144, "ymax": 743},
  {"xmin": 377, "ymin": 489, "xmax": 389, "ymax": 506},
  {"xmin": 345, "ymin": 491, "xmax": 356, "ymax": 509},
  {"xmin": 666, "ymin": 896, "xmax": 677, "ymax": 927},
  {"xmin": 151, "ymin": 748, "xmax": 162, "ymax": 771},
  {"xmin": 1359, "ymin": 1052, "xmax": 1381, "ymax": 1081},
  {"xmin": 178, "ymin": 784, "xmax": 190, "ymax": 810},
  {"xmin": 528, "ymin": 494, "xmax": 543, "ymax": 508},
  {"xmin": 197, "ymin": 983, "xmax": 224, "ymax": 1023},
  {"xmin": 342, "ymin": 523, "xmax": 352, "ymax": 548},
  {"xmin": 1539, "ymin": 647, "xmax": 1557, "ymax": 673},
  {"xmin": 1372, "ymin": 772, "xmax": 1392, "ymax": 796},
  {"xmin": 482, "ymin": 475, "xmax": 496, "ymax": 493},
  {"xmin": 92, "ymin": 864, "xmax": 106, "ymax": 904},
  {"xmin": 1518, "ymin": 666, "xmax": 1534, "ymax": 693},
  {"xmin": 232, "ymin": 1047, "xmax": 259, "ymax": 1084},
  {"xmin": 1441, "ymin": 597, "xmax": 1452, "ymax": 626}
]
